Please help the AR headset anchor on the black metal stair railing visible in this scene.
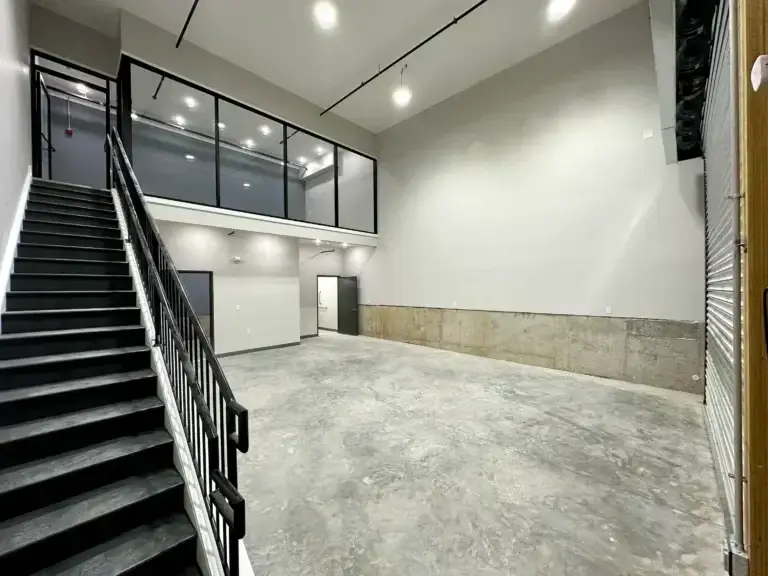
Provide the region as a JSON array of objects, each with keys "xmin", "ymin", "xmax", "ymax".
[{"xmin": 107, "ymin": 127, "xmax": 249, "ymax": 576}]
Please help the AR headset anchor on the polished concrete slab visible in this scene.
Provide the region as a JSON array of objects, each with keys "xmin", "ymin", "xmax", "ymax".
[{"xmin": 221, "ymin": 332, "xmax": 724, "ymax": 575}]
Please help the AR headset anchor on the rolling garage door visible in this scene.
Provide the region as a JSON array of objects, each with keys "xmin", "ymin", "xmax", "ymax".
[{"xmin": 702, "ymin": 0, "xmax": 741, "ymax": 534}]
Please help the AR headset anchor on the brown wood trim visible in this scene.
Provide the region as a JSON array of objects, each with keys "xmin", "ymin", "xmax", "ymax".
[{"xmin": 741, "ymin": 0, "xmax": 768, "ymax": 571}]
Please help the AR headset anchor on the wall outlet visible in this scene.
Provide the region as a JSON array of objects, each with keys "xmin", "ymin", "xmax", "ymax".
[
  {"xmin": 452, "ymin": 301, "xmax": 457, "ymax": 307},
  {"xmin": 236, "ymin": 304, "xmax": 240, "ymax": 311},
  {"xmin": 605, "ymin": 305, "xmax": 612, "ymax": 315},
  {"xmin": 247, "ymin": 327, "xmax": 251, "ymax": 334}
]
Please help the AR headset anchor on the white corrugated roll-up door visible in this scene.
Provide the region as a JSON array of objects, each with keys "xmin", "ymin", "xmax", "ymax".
[{"xmin": 702, "ymin": 0, "xmax": 741, "ymax": 533}]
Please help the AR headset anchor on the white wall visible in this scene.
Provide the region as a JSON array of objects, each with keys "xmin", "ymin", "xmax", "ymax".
[
  {"xmin": 367, "ymin": 2, "xmax": 705, "ymax": 323},
  {"xmin": 299, "ymin": 245, "xmax": 344, "ymax": 336},
  {"xmin": 0, "ymin": 0, "xmax": 30, "ymax": 286},
  {"xmin": 120, "ymin": 12, "xmax": 375, "ymax": 157},
  {"xmin": 317, "ymin": 276, "xmax": 338, "ymax": 331},
  {"xmin": 157, "ymin": 222, "xmax": 300, "ymax": 355}
]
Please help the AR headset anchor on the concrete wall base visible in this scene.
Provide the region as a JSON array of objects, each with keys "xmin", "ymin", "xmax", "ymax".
[{"xmin": 360, "ymin": 305, "xmax": 704, "ymax": 394}]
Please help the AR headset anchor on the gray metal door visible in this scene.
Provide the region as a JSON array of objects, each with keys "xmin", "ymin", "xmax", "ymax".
[{"xmin": 702, "ymin": 0, "xmax": 741, "ymax": 535}]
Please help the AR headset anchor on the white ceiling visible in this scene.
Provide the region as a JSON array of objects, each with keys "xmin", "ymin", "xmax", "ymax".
[{"xmin": 32, "ymin": 0, "xmax": 641, "ymax": 133}]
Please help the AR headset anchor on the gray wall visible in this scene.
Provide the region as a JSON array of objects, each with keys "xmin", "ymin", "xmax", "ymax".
[
  {"xmin": 368, "ymin": 3, "xmax": 705, "ymax": 323},
  {"xmin": 0, "ymin": 0, "xmax": 30, "ymax": 277},
  {"xmin": 49, "ymin": 97, "xmax": 108, "ymax": 189},
  {"xmin": 29, "ymin": 4, "xmax": 119, "ymax": 77},
  {"xmin": 158, "ymin": 222, "xmax": 300, "ymax": 355}
]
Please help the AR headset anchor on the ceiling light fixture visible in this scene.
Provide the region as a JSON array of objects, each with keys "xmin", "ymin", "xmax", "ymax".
[
  {"xmin": 185, "ymin": 154, "xmax": 195, "ymax": 161},
  {"xmin": 173, "ymin": 115, "xmax": 186, "ymax": 127},
  {"xmin": 316, "ymin": 146, "xmax": 326, "ymax": 155},
  {"xmin": 243, "ymin": 138, "xmax": 254, "ymax": 148},
  {"xmin": 392, "ymin": 64, "xmax": 412, "ymax": 108},
  {"xmin": 218, "ymin": 122, "xmax": 226, "ymax": 130},
  {"xmin": 131, "ymin": 111, "xmax": 138, "ymax": 120},
  {"xmin": 243, "ymin": 182, "xmax": 251, "ymax": 188},
  {"xmin": 184, "ymin": 96, "xmax": 198, "ymax": 109},
  {"xmin": 314, "ymin": 239, "xmax": 322, "ymax": 245},
  {"xmin": 259, "ymin": 125, "xmax": 271, "ymax": 136},
  {"xmin": 342, "ymin": 242, "xmax": 349, "ymax": 248},
  {"xmin": 313, "ymin": 1, "xmax": 338, "ymax": 30},
  {"xmin": 297, "ymin": 156, "xmax": 308, "ymax": 164},
  {"xmin": 547, "ymin": 0, "xmax": 577, "ymax": 22},
  {"xmin": 76, "ymin": 83, "xmax": 88, "ymax": 95}
]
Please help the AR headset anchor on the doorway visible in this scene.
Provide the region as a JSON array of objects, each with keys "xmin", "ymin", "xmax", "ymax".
[
  {"xmin": 178, "ymin": 271, "xmax": 215, "ymax": 347},
  {"xmin": 317, "ymin": 275, "xmax": 359, "ymax": 336},
  {"xmin": 30, "ymin": 51, "xmax": 114, "ymax": 189}
]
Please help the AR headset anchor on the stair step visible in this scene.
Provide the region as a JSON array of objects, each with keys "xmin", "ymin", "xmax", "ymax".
[
  {"xmin": 25, "ymin": 209, "xmax": 119, "ymax": 229},
  {"xmin": 0, "ymin": 468, "xmax": 183, "ymax": 574},
  {"xmin": 0, "ymin": 325, "xmax": 145, "ymax": 360},
  {"xmin": 0, "ymin": 345, "xmax": 151, "ymax": 390},
  {"xmin": 0, "ymin": 369, "xmax": 156, "ymax": 424},
  {"xmin": 19, "ymin": 230, "xmax": 124, "ymax": 250},
  {"xmin": 5, "ymin": 290, "xmax": 136, "ymax": 311},
  {"xmin": 17, "ymin": 243, "xmax": 126, "ymax": 262},
  {"xmin": 0, "ymin": 396, "xmax": 164, "ymax": 468},
  {"xmin": 0, "ymin": 428, "xmax": 170, "ymax": 521},
  {"xmin": 27, "ymin": 199, "xmax": 116, "ymax": 218},
  {"xmin": 2, "ymin": 307, "xmax": 141, "ymax": 334},
  {"xmin": 23, "ymin": 219, "xmax": 121, "ymax": 239},
  {"xmin": 30, "ymin": 189, "xmax": 114, "ymax": 209},
  {"xmin": 11, "ymin": 273, "xmax": 133, "ymax": 292},
  {"xmin": 33, "ymin": 514, "xmax": 196, "ymax": 576},
  {"xmin": 14, "ymin": 256, "xmax": 128, "ymax": 275},
  {"xmin": 31, "ymin": 180, "xmax": 111, "ymax": 197}
]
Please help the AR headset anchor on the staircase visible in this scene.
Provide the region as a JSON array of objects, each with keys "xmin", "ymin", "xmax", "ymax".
[{"xmin": 0, "ymin": 180, "xmax": 201, "ymax": 575}]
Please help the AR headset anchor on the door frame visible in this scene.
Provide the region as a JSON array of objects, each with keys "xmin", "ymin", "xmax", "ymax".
[
  {"xmin": 178, "ymin": 270, "xmax": 215, "ymax": 348},
  {"xmin": 316, "ymin": 274, "xmax": 340, "ymax": 334}
]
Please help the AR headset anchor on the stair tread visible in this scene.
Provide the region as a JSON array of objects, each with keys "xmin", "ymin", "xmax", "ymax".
[
  {"xmin": 26, "ymin": 209, "xmax": 117, "ymax": 222},
  {"xmin": 0, "ymin": 325, "xmax": 143, "ymax": 341},
  {"xmin": 20, "ymin": 230, "xmax": 122, "ymax": 242},
  {"xmin": 32, "ymin": 180, "xmax": 111, "ymax": 194},
  {"xmin": 11, "ymin": 273, "xmax": 132, "ymax": 278},
  {"xmin": 0, "ymin": 468, "xmax": 182, "ymax": 559},
  {"xmin": 14, "ymin": 256, "xmax": 126, "ymax": 264},
  {"xmin": 0, "ymin": 427, "xmax": 168, "ymax": 496},
  {"xmin": 27, "ymin": 199, "xmax": 115, "ymax": 214},
  {"xmin": 24, "ymin": 219, "xmax": 119, "ymax": 232},
  {"xmin": 3, "ymin": 307, "xmax": 138, "ymax": 317},
  {"xmin": 18, "ymin": 243, "xmax": 125, "ymax": 253},
  {"xmin": 31, "ymin": 189, "xmax": 112, "ymax": 202},
  {"xmin": 32, "ymin": 513, "xmax": 194, "ymax": 576},
  {"xmin": 0, "ymin": 345, "xmax": 148, "ymax": 370},
  {"xmin": 0, "ymin": 369, "xmax": 154, "ymax": 404},
  {"xmin": 8, "ymin": 290, "xmax": 135, "ymax": 295},
  {"xmin": 0, "ymin": 396, "xmax": 163, "ymax": 447}
]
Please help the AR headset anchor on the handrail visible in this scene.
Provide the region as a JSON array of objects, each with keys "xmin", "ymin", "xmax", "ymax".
[
  {"xmin": 107, "ymin": 136, "xmax": 218, "ymax": 447},
  {"xmin": 110, "ymin": 129, "xmax": 249, "ymax": 453},
  {"xmin": 108, "ymin": 127, "xmax": 248, "ymax": 576}
]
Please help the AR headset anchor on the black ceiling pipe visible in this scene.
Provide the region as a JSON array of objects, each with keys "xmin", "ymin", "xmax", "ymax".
[
  {"xmin": 153, "ymin": 0, "xmax": 201, "ymax": 99},
  {"xmin": 319, "ymin": 0, "xmax": 492, "ymax": 116}
]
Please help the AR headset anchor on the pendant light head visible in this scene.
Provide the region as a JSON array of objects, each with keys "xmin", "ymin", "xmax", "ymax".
[{"xmin": 393, "ymin": 64, "xmax": 412, "ymax": 108}]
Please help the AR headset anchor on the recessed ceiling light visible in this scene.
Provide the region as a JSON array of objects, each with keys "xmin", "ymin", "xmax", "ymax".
[
  {"xmin": 173, "ymin": 115, "xmax": 186, "ymax": 126},
  {"xmin": 313, "ymin": 1, "xmax": 338, "ymax": 30},
  {"xmin": 185, "ymin": 154, "xmax": 195, "ymax": 161},
  {"xmin": 243, "ymin": 138, "xmax": 254, "ymax": 148},
  {"xmin": 243, "ymin": 182, "xmax": 251, "ymax": 188},
  {"xmin": 184, "ymin": 96, "xmax": 198, "ymax": 109},
  {"xmin": 392, "ymin": 85, "xmax": 412, "ymax": 108},
  {"xmin": 314, "ymin": 239, "xmax": 322, "ymax": 245},
  {"xmin": 259, "ymin": 125, "xmax": 271, "ymax": 136},
  {"xmin": 547, "ymin": 0, "xmax": 577, "ymax": 22},
  {"xmin": 297, "ymin": 156, "xmax": 308, "ymax": 164},
  {"xmin": 342, "ymin": 242, "xmax": 349, "ymax": 248},
  {"xmin": 218, "ymin": 122, "xmax": 226, "ymax": 130},
  {"xmin": 316, "ymin": 146, "xmax": 326, "ymax": 155},
  {"xmin": 131, "ymin": 111, "xmax": 138, "ymax": 120},
  {"xmin": 76, "ymin": 83, "xmax": 88, "ymax": 95}
]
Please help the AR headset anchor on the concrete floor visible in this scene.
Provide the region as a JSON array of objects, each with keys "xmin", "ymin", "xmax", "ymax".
[{"xmin": 220, "ymin": 332, "xmax": 725, "ymax": 575}]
